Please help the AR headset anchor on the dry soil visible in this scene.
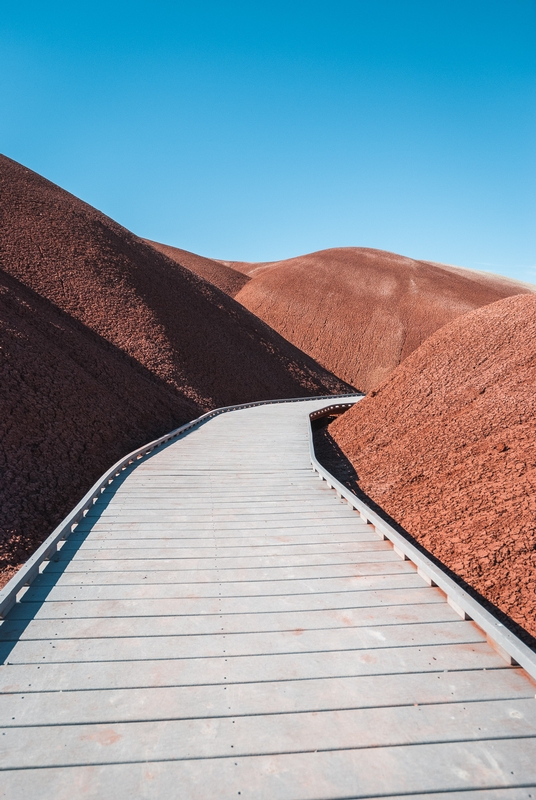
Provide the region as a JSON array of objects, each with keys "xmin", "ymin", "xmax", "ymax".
[{"xmin": 330, "ymin": 294, "xmax": 536, "ymax": 637}]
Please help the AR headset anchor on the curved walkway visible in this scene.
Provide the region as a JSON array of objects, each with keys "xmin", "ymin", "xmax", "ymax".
[{"xmin": 1, "ymin": 398, "xmax": 535, "ymax": 798}]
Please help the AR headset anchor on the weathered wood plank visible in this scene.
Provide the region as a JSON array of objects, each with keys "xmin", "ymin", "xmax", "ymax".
[
  {"xmin": 57, "ymin": 541, "xmax": 387, "ymax": 561},
  {"xmin": 1, "ymin": 740, "xmax": 536, "ymax": 799},
  {"xmin": 74, "ymin": 518, "xmax": 365, "ymax": 532},
  {"xmin": 0, "ymin": 642, "xmax": 511, "ymax": 693},
  {"xmin": 65, "ymin": 531, "xmax": 373, "ymax": 545},
  {"xmin": 0, "ymin": 602, "xmax": 469, "ymax": 640},
  {"xmin": 2, "ymin": 699, "xmax": 536, "ymax": 770},
  {"xmin": 1, "ymin": 669, "xmax": 532, "ymax": 727},
  {"xmin": 6, "ymin": 585, "xmax": 444, "ymax": 620},
  {"xmin": 0, "ymin": 620, "xmax": 485, "ymax": 664},
  {"xmin": 30, "ymin": 559, "xmax": 415, "ymax": 585},
  {"xmin": 17, "ymin": 572, "xmax": 426, "ymax": 603},
  {"xmin": 37, "ymin": 549, "xmax": 403, "ymax": 574}
]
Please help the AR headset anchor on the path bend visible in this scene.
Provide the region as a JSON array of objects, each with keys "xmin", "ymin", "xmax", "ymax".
[{"xmin": 1, "ymin": 397, "xmax": 535, "ymax": 798}]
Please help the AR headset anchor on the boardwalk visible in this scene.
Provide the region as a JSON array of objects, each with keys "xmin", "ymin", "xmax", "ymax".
[{"xmin": 1, "ymin": 398, "xmax": 535, "ymax": 798}]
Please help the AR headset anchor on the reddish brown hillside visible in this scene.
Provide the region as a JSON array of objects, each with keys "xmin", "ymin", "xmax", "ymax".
[
  {"xmin": 143, "ymin": 239, "xmax": 250, "ymax": 297},
  {"xmin": 0, "ymin": 155, "xmax": 352, "ymax": 587},
  {"xmin": 0, "ymin": 269, "xmax": 198, "ymax": 587},
  {"xmin": 217, "ymin": 258, "xmax": 277, "ymax": 276},
  {"xmin": 233, "ymin": 248, "xmax": 534, "ymax": 391},
  {"xmin": 329, "ymin": 294, "xmax": 536, "ymax": 637},
  {"xmin": 0, "ymin": 155, "xmax": 350, "ymax": 407}
]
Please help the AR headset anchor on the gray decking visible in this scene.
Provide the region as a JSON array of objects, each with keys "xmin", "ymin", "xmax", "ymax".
[{"xmin": 1, "ymin": 398, "xmax": 535, "ymax": 798}]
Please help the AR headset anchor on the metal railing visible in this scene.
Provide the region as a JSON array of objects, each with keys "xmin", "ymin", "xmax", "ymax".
[
  {"xmin": 6, "ymin": 391, "xmax": 531, "ymax": 682},
  {"xmin": 308, "ymin": 402, "xmax": 536, "ymax": 681}
]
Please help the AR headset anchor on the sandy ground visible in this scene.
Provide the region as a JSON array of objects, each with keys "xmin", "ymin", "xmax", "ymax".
[
  {"xmin": 0, "ymin": 155, "xmax": 351, "ymax": 588},
  {"xmin": 329, "ymin": 294, "xmax": 536, "ymax": 639}
]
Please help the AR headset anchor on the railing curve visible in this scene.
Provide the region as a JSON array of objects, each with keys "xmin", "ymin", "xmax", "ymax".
[
  {"xmin": 308, "ymin": 402, "xmax": 536, "ymax": 681},
  {"xmin": 0, "ymin": 392, "xmax": 362, "ymax": 619}
]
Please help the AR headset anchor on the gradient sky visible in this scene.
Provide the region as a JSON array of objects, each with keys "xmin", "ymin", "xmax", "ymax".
[{"xmin": 1, "ymin": 1, "xmax": 535, "ymax": 282}]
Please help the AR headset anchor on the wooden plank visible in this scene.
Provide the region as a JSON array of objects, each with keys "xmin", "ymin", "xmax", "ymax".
[
  {"xmin": 7, "ymin": 586, "xmax": 444, "ymax": 620},
  {"xmin": 4, "ymin": 741, "xmax": 534, "ymax": 800},
  {"xmin": 64, "ymin": 533, "xmax": 377, "ymax": 547},
  {"xmin": 17, "ymin": 572, "xmax": 426, "ymax": 603},
  {"xmin": 0, "ymin": 601, "xmax": 468, "ymax": 640},
  {"xmin": 57, "ymin": 541, "xmax": 386, "ymax": 560},
  {"xmin": 81, "ymin": 512, "xmax": 358, "ymax": 526},
  {"xmin": 73, "ymin": 518, "xmax": 365, "ymax": 532},
  {"xmin": 1, "ymin": 668, "xmax": 532, "ymax": 727},
  {"xmin": 2, "ymin": 699, "xmax": 536, "ymax": 770},
  {"xmin": 110, "ymin": 488, "xmax": 333, "ymax": 496},
  {"xmin": 66, "ymin": 527, "xmax": 372, "ymax": 549},
  {"xmin": 30, "ymin": 560, "xmax": 415, "ymax": 586},
  {"xmin": 38, "ymin": 550, "xmax": 403, "ymax": 573},
  {"xmin": 89, "ymin": 497, "xmax": 348, "ymax": 508},
  {"xmin": 100, "ymin": 501, "xmax": 352, "ymax": 508},
  {"xmin": 0, "ymin": 620, "xmax": 485, "ymax": 664},
  {"xmin": 85, "ymin": 507, "xmax": 356, "ymax": 519},
  {"xmin": 0, "ymin": 642, "xmax": 511, "ymax": 693}
]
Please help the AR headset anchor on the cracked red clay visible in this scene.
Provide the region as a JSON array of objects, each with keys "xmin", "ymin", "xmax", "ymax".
[{"xmin": 329, "ymin": 294, "xmax": 536, "ymax": 637}]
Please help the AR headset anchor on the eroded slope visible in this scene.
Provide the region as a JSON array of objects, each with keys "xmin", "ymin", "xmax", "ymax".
[
  {"xmin": 234, "ymin": 248, "xmax": 535, "ymax": 391},
  {"xmin": 0, "ymin": 270, "xmax": 198, "ymax": 585},
  {"xmin": 0, "ymin": 156, "xmax": 349, "ymax": 408},
  {"xmin": 143, "ymin": 239, "xmax": 250, "ymax": 297},
  {"xmin": 329, "ymin": 294, "xmax": 536, "ymax": 636}
]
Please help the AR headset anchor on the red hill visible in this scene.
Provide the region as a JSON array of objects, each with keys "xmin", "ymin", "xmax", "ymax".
[
  {"xmin": 143, "ymin": 239, "xmax": 250, "ymax": 297},
  {"xmin": 0, "ymin": 270, "xmax": 197, "ymax": 585},
  {"xmin": 0, "ymin": 155, "xmax": 351, "ymax": 586},
  {"xmin": 233, "ymin": 248, "xmax": 534, "ymax": 392},
  {"xmin": 329, "ymin": 294, "xmax": 536, "ymax": 637}
]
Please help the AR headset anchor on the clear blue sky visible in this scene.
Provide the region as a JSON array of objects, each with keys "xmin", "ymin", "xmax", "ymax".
[{"xmin": 1, "ymin": 1, "xmax": 535, "ymax": 282}]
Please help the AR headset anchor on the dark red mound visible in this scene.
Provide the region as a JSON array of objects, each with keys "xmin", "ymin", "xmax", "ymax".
[
  {"xmin": 330, "ymin": 294, "xmax": 536, "ymax": 636},
  {"xmin": 0, "ymin": 155, "xmax": 349, "ymax": 405},
  {"xmin": 143, "ymin": 239, "xmax": 250, "ymax": 297},
  {"xmin": 0, "ymin": 155, "xmax": 352, "ymax": 586},
  {"xmin": 233, "ymin": 248, "xmax": 534, "ymax": 391},
  {"xmin": 0, "ymin": 269, "xmax": 197, "ymax": 585}
]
